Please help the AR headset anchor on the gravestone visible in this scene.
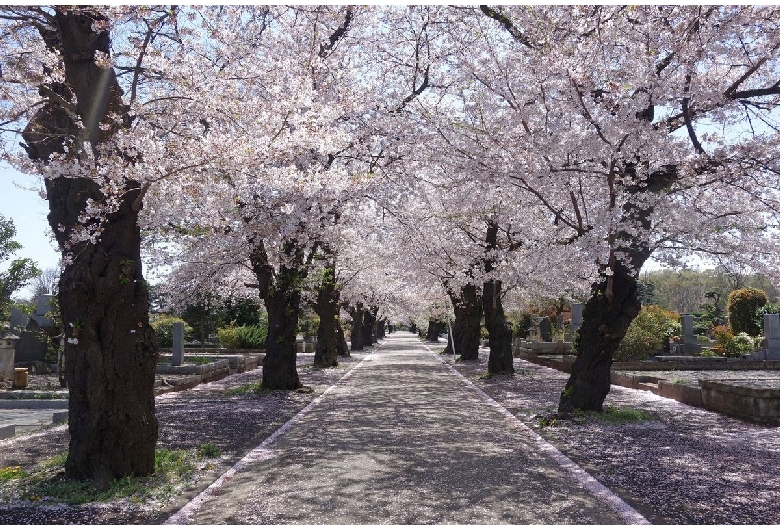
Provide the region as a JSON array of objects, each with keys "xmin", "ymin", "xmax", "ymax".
[
  {"xmin": 763, "ymin": 314, "xmax": 780, "ymax": 360},
  {"xmin": 539, "ymin": 317, "xmax": 553, "ymax": 342},
  {"xmin": 9, "ymin": 308, "xmax": 28, "ymax": 331},
  {"xmin": 172, "ymin": 321, "xmax": 184, "ymax": 367},
  {"xmin": 680, "ymin": 314, "xmax": 701, "ymax": 355},
  {"xmin": 13, "ymin": 294, "xmax": 56, "ymax": 364},
  {"xmin": 570, "ymin": 304, "xmax": 583, "ymax": 332},
  {"xmin": 0, "ymin": 333, "xmax": 17, "ymax": 379}
]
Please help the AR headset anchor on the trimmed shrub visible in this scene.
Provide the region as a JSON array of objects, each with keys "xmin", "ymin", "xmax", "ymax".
[
  {"xmin": 217, "ymin": 324, "xmax": 267, "ymax": 349},
  {"xmin": 615, "ymin": 305, "xmax": 681, "ymax": 361},
  {"xmin": 151, "ymin": 315, "xmax": 193, "ymax": 348},
  {"xmin": 712, "ymin": 325, "xmax": 755, "ymax": 357},
  {"xmin": 727, "ymin": 288, "xmax": 768, "ymax": 336}
]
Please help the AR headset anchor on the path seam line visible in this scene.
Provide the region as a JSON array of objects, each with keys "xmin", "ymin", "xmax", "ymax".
[
  {"xmin": 420, "ymin": 342, "xmax": 650, "ymax": 525},
  {"xmin": 164, "ymin": 347, "xmax": 379, "ymax": 525}
]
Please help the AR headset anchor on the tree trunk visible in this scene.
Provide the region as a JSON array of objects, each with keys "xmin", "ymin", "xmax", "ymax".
[
  {"xmin": 483, "ymin": 279, "xmax": 514, "ymax": 374},
  {"xmin": 336, "ymin": 317, "xmax": 350, "ymax": 357},
  {"xmin": 558, "ymin": 260, "xmax": 642, "ymax": 413},
  {"xmin": 349, "ymin": 303, "xmax": 364, "ymax": 351},
  {"xmin": 444, "ymin": 285, "xmax": 482, "ymax": 361},
  {"xmin": 313, "ymin": 266, "xmax": 338, "ymax": 368},
  {"xmin": 425, "ymin": 319, "xmax": 444, "ymax": 342},
  {"xmin": 363, "ymin": 308, "xmax": 375, "ymax": 347},
  {"xmin": 262, "ymin": 244, "xmax": 303, "ymax": 390},
  {"xmin": 377, "ymin": 318, "xmax": 386, "ymax": 339},
  {"xmin": 558, "ymin": 164, "xmax": 671, "ymax": 413},
  {"xmin": 22, "ymin": 9, "xmax": 157, "ymax": 488}
]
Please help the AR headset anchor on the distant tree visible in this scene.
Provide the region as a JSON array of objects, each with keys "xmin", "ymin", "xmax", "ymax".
[
  {"xmin": 31, "ymin": 267, "xmax": 60, "ymax": 298},
  {"xmin": 0, "ymin": 215, "xmax": 40, "ymax": 320}
]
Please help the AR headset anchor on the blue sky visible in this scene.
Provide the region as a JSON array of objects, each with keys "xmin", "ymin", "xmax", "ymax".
[{"xmin": 0, "ymin": 164, "xmax": 60, "ymax": 297}]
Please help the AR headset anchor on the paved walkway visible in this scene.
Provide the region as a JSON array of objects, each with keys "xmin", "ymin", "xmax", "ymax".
[{"xmin": 168, "ymin": 333, "xmax": 644, "ymax": 524}]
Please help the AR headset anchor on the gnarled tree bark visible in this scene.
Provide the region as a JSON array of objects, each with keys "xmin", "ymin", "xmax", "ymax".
[{"xmin": 22, "ymin": 9, "xmax": 157, "ymax": 488}]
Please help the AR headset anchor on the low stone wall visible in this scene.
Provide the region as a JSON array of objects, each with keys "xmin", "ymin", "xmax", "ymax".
[
  {"xmin": 520, "ymin": 349, "xmax": 780, "ymax": 424},
  {"xmin": 700, "ymin": 380, "xmax": 780, "ymax": 426},
  {"xmin": 613, "ymin": 359, "xmax": 780, "ymax": 371},
  {"xmin": 157, "ymin": 354, "xmax": 262, "ymax": 373}
]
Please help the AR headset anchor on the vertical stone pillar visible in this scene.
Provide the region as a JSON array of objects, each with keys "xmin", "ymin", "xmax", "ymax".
[
  {"xmin": 570, "ymin": 304, "xmax": 583, "ymax": 332},
  {"xmin": 172, "ymin": 321, "xmax": 184, "ymax": 367}
]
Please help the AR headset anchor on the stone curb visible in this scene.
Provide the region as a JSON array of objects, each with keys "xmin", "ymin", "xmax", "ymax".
[{"xmin": 0, "ymin": 399, "xmax": 68, "ymax": 410}]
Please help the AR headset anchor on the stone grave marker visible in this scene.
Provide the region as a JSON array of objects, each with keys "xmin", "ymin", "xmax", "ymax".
[
  {"xmin": 539, "ymin": 316, "xmax": 553, "ymax": 342},
  {"xmin": 570, "ymin": 304, "xmax": 583, "ymax": 332},
  {"xmin": 680, "ymin": 314, "xmax": 702, "ymax": 355},
  {"xmin": 764, "ymin": 313, "xmax": 780, "ymax": 360},
  {"xmin": 172, "ymin": 321, "xmax": 184, "ymax": 367}
]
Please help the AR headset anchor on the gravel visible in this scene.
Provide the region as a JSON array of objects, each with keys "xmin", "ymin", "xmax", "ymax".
[{"xmin": 447, "ymin": 348, "xmax": 780, "ymax": 524}]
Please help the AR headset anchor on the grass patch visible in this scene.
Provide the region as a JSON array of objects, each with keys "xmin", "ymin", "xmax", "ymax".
[
  {"xmin": 225, "ymin": 381, "xmax": 268, "ymax": 397},
  {"xmin": 598, "ymin": 406, "xmax": 651, "ymax": 423},
  {"xmin": 197, "ymin": 443, "xmax": 221, "ymax": 459},
  {"xmin": 2, "ymin": 448, "xmax": 198, "ymax": 505},
  {"xmin": 186, "ymin": 356, "xmax": 213, "ymax": 365},
  {"xmin": 0, "ymin": 466, "xmax": 29, "ymax": 483}
]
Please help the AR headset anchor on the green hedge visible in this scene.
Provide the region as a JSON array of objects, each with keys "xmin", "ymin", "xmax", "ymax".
[
  {"xmin": 727, "ymin": 288, "xmax": 768, "ymax": 336},
  {"xmin": 217, "ymin": 325, "xmax": 267, "ymax": 349},
  {"xmin": 151, "ymin": 315, "xmax": 193, "ymax": 348}
]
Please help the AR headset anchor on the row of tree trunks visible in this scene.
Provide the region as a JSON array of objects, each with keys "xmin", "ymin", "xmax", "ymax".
[
  {"xmin": 22, "ymin": 9, "xmax": 158, "ymax": 488},
  {"xmin": 376, "ymin": 318, "xmax": 386, "ymax": 339},
  {"xmin": 444, "ymin": 284, "xmax": 482, "ymax": 361}
]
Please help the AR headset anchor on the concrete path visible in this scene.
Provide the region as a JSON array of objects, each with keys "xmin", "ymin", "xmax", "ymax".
[{"xmin": 169, "ymin": 332, "xmax": 643, "ymax": 524}]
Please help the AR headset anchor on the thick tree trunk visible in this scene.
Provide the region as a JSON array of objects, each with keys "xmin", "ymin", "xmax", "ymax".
[
  {"xmin": 444, "ymin": 285, "xmax": 482, "ymax": 361},
  {"xmin": 262, "ymin": 243, "xmax": 304, "ymax": 390},
  {"xmin": 558, "ymin": 260, "xmax": 642, "ymax": 413},
  {"xmin": 377, "ymin": 318, "xmax": 386, "ymax": 339},
  {"xmin": 51, "ymin": 178, "xmax": 158, "ymax": 488},
  {"xmin": 557, "ymin": 164, "xmax": 670, "ymax": 413},
  {"xmin": 363, "ymin": 308, "xmax": 375, "ymax": 347},
  {"xmin": 313, "ymin": 266, "xmax": 338, "ymax": 368},
  {"xmin": 22, "ymin": 10, "xmax": 157, "ymax": 488},
  {"xmin": 425, "ymin": 319, "xmax": 445, "ymax": 342},
  {"xmin": 483, "ymin": 279, "xmax": 514, "ymax": 374},
  {"xmin": 349, "ymin": 303, "xmax": 364, "ymax": 351}
]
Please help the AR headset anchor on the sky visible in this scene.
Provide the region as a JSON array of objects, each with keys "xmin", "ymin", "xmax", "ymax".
[{"xmin": 0, "ymin": 164, "xmax": 61, "ymax": 298}]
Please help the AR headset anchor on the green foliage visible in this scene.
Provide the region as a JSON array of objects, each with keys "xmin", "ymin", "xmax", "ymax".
[
  {"xmin": 727, "ymin": 287, "xmax": 768, "ymax": 336},
  {"xmin": 150, "ymin": 315, "xmax": 193, "ymax": 348},
  {"xmin": 754, "ymin": 302, "xmax": 780, "ymax": 334},
  {"xmin": 0, "ymin": 215, "xmax": 40, "ymax": 321},
  {"xmin": 298, "ymin": 311, "xmax": 320, "ymax": 340},
  {"xmin": 509, "ymin": 313, "xmax": 534, "ymax": 339},
  {"xmin": 600, "ymin": 406, "xmax": 651, "ymax": 422},
  {"xmin": 615, "ymin": 305, "xmax": 681, "ymax": 361},
  {"xmin": 217, "ymin": 324, "xmax": 267, "ymax": 349},
  {"xmin": 12, "ymin": 449, "xmax": 197, "ymax": 505},
  {"xmin": 0, "ymin": 465, "xmax": 28, "ymax": 483},
  {"xmin": 197, "ymin": 443, "xmax": 222, "ymax": 459},
  {"xmin": 712, "ymin": 325, "xmax": 755, "ymax": 357},
  {"xmin": 187, "ymin": 355, "xmax": 213, "ymax": 365}
]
